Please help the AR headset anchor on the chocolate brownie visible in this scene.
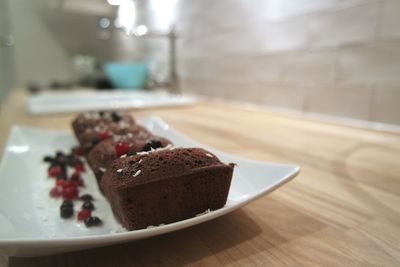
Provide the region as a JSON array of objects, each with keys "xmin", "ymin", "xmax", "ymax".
[
  {"xmin": 72, "ymin": 111, "xmax": 135, "ymax": 138},
  {"xmin": 100, "ymin": 147, "xmax": 234, "ymax": 230},
  {"xmin": 76, "ymin": 124, "xmax": 152, "ymax": 155},
  {"xmin": 87, "ymin": 135, "xmax": 172, "ymax": 187}
]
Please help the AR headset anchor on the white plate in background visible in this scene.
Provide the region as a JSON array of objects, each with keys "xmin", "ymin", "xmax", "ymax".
[
  {"xmin": 28, "ymin": 90, "xmax": 196, "ymax": 114},
  {"xmin": 0, "ymin": 117, "xmax": 300, "ymax": 257}
]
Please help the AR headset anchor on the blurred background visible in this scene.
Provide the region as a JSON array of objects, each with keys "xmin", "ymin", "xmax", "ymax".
[{"xmin": 0, "ymin": 0, "xmax": 399, "ymax": 125}]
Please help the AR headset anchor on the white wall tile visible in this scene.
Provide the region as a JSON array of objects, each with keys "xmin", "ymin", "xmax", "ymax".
[
  {"xmin": 179, "ymin": 16, "xmax": 308, "ymax": 58},
  {"xmin": 179, "ymin": 55, "xmax": 283, "ymax": 84},
  {"xmin": 258, "ymin": 17, "xmax": 309, "ymax": 53},
  {"xmin": 280, "ymin": 50, "xmax": 337, "ymax": 87},
  {"xmin": 371, "ymin": 89, "xmax": 400, "ymax": 125},
  {"xmin": 308, "ymin": 2, "xmax": 379, "ymax": 48},
  {"xmin": 255, "ymin": 0, "xmax": 370, "ymax": 22},
  {"xmin": 336, "ymin": 43, "xmax": 400, "ymax": 89},
  {"xmin": 379, "ymin": 0, "xmax": 400, "ymax": 39},
  {"xmin": 259, "ymin": 85, "xmax": 305, "ymax": 110},
  {"xmin": 179, "ymin": 29, "xmax": 264, "ymax": 58},
  {"xmin": 305, "ymin": 88, "xmax": 372, "ymax": 120}
]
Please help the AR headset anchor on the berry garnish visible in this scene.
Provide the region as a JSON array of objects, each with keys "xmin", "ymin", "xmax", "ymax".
[
  {"xmin": 66, "ymin": 155, "xmax": 80, "ymax": 167},
  {"xmin": 79, "ymin": 194, "xmax": 94, "ymax": 202},
  {"xmin": 115, "ymin": 142, "xmax": 130, "ymax": 156},
  {"xmin": 64, "ymin": 180, "xmax": 79, "ymax": 189},
  {"xmin": 77, "ymin": 209, "xmax": 91, "ymax": 221},
  {"xmin": 111, "ymin": 112, "xmax": 121, "ymax": 122},
  {"xmin": 70, "ymin": 171, "xmax": 81, "ymax": 180},
  {"xmin": 99, "ymin": 131, "xmax": 110, "ymax": 140},
  {"xmin": 71, "ymin": 146, "xmax": 83, "ymax": 156},
  {"xmin": 82, "ymin": 201, "xmax": 95, "ymax": 211},
  {"xmin": 55, "ymin": 152, "xmax": 68, "ymax": 166},
  {"xmin": 56, "ymin": 179, "xmax": 66, "ymax": 187},
  {"xmin": 43, "ymin": 156, "xmax": 54, "ymax": 163},
  {"xmin": 50, "ymin": 186, "xmax": 63, "ymax": 198},
  {"xmin": 76, "ymin": 177, "xmax": 84, "ymax": 187},
  {"xmin": 60, "ymin": 206, "xmax": 74, "ymax": 219},
  {"xmin": 75, "ymin": 163, "xmax": 86, "ymax": 172},
  {"xmin": 142, "ymin": 140, "xmax": 162, "ymax": 152},
  {"xmin": 61, "ymin": 200, "xmax": 73, "ymax": 208},
  {"xmin": 48, "ymin": 166, "xmax": 62, "ymax": 177},
  {"xmin": 84, "ymin": 216, "xmax": 102, "ymax": 227},
  {"xmin": 56, "ymin": 172, "xmax": 67, "ymax": 180},
  {"xmin": 62, "ymin": 186, "xmax": 79, "ymax": 200},
  {"xmin": 70, "ymin": 171, "xmax": 84, "ymax": 187}
]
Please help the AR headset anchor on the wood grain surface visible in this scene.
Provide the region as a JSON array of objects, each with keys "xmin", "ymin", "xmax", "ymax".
[{"xmin": 1, "ymin": 90, "xmax": 400, "ymax": 267}]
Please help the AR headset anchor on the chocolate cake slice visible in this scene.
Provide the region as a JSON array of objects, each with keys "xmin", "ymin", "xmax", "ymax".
[
  {"xmin": 76, "ymin": 125, "xmax": 152, "ymax": 155},
  {"xmin": 72, "ymin": 111, "xmax": 135, "ymax": 138},
  {"xmin": 87, "ymin": 135, "xmax": 172, "ymax": 186},
  {"xmin": 101, "ymin": 147, "xmax": 234, "ymax": 230}
]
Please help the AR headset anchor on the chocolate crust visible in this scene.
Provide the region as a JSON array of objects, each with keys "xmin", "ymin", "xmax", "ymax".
[
  {"xmin": 87, "ymin": 136, "xmax": 172, "ymax": 188},
  {"xmin": 76, "ymin": 125, "xmax": 152, "ymax": 155},
  {"xmin": 72, "ymin": 111, "xmax": 135, "ymax": 137}
]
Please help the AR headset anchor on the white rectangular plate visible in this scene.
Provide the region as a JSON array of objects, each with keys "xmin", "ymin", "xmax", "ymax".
[
  {"xmin": 28, "ymin": 90, "xmax": 196, "ymax": 114},
  {"xmin": 0, "ymin": 117, "xmax": 299, "ymax": 257}
]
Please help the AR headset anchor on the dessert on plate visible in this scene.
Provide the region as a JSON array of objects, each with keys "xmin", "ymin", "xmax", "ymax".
[{"xmin": 69, "ymin": 110, "xmax": 235, "ymax": 230}]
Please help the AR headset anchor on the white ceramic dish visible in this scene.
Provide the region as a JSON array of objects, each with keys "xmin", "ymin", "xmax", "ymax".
[
  {"xmin": 28, "ymin": 90, "xmax": 196, "ymax": 114},
  {"xmin": 0, "ymin": 117, "xmax": 300, "ymax": 257}
]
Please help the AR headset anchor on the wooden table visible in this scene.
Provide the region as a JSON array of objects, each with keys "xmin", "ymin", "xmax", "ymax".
[{"xmin": 1, "ymin": 89, "xmax": 400, "ymax": 266}]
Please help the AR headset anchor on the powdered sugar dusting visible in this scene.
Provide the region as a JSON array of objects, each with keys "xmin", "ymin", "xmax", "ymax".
[
  {"xmin": 137, "ymin": 144, "xmax": 175, "ymax": 156},
  {"xmin": 133, "ymin": 170, "xmax": 141, "ymax": 177},
  {"xmin": 164, "ymin": 144, "xmax": 173, "ymax": 150},
  {"xmin": 118, "ymin": 121, "xmax": 129, "ymax": 128},
  {"xmin": 116, "ymin": 169, "xmax": 123, "ymax": 173},
  {"xmin": 99, "ymin": 167, "xmax": 107, "ymax": 173},
  {"xmin": 206, "ymin": 153, "xmax": 213, "ymax": 158}
]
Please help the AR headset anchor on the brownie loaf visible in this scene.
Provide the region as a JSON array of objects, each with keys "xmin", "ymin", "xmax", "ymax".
[
  {"xmin": 101, "ymin": 147, "xmax": 234, "ymax": 230},
  {"xmin": 77, "ymin": 125, "xmax": 152, "ymax": 155},
  {"xmin": 72, "ymin": 111, "xmax": 135, "ymax": 138},
  {"xmin": 87, "ymin": 135, "xmax": 172, "ymax": 186}
]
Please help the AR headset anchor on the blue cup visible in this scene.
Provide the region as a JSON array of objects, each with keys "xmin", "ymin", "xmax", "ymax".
[{"xmin": 104, "ymin": 62, "xmax": 148, "ymax": 89}]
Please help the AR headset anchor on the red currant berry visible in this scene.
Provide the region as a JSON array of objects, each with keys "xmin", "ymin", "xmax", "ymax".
[
  {"xmin": 99, "ymin": 131, "xmax": 110, "ymax": 140},
  {"xmin": 77, "ymin": 209, "xmax": 91, "ymax": 221},
  {"xmin": 70, "ymin": 171, "xmax": 81, "ymax": 181},
  {"xmin": 62, "ymin": 186, "xmax": 79, "ymax": 200},
  {"xmin": 56, "ymin": 179, "xmax": 66, "ymax": 187},
  {"xmin": 71, "ymin": 146, "xmax": 83, "ymax": 156},
  {"xmin": 50, "ymin": 186, "xmax": 63, "ymax": 198},
  {"xmin": 63, "ymin": 180, "xmax": 78, "ymax": 189},
  {"xmin": 115, "ymin": 142, "xmax": 130, "ymax": 156},
  {"xmin": 77, "ymin": 177, "xmax": 85, "ymax": 187},
  {"xmin": 70, "ymin": 171, "xmax": 85, "ymax": 187},
  {"xmin": 48, "ymin": 166, "xmax": 62, "ymax": 177},
  {"xmin": 75, "ymin": 163, "xmax": 85, "ymax": 172}
]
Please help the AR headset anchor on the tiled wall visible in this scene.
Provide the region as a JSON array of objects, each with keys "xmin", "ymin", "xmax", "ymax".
[{"xmin": 174, "ymin": 0, "xmax": 400, "ymax": 125}]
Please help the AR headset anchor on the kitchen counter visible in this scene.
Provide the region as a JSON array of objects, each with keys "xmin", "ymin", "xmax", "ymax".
[{"xmin": 1, "ymin": 89, "xmax": 400, "ymax": 266}]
